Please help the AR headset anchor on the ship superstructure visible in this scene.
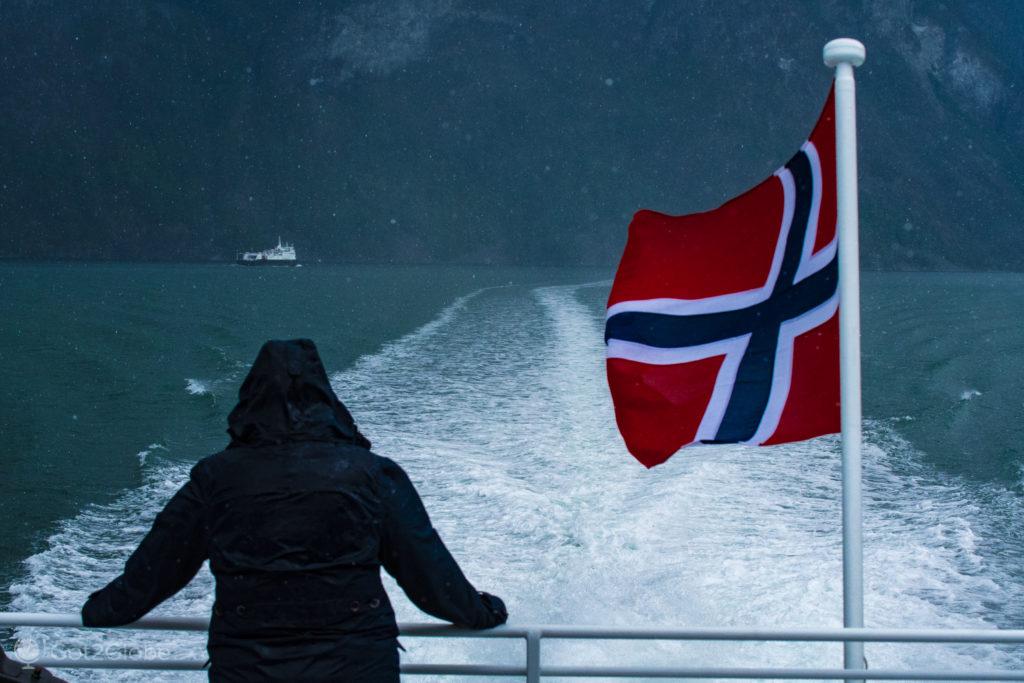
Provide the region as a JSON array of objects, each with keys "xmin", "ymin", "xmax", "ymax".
[{"xmin": 237, "ymin": 237, "xmax": 297, "ymax": 266}]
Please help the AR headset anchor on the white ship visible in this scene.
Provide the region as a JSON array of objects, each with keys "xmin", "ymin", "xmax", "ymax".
[{"xmin": 236, "ymin": 237, "xmax": 297, "ymax": 266}]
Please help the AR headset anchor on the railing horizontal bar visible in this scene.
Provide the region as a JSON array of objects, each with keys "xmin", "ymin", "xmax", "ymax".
[
  {"xmin": 0, "ymin": 613, "xmax": 207, "ymax": 631},
  {"xmin": 399, "ymin": 623, "xmax": 530, "ymax": 638},
  {"xmin": 4, "ymin": 613, "xmax": 1024, "ymax": 644},
  {"xmin": 537, "ymin": 625, "xmax": 1024, "ymax": 644},
  {"xmin": 29, "ymin": 659, "xmax": 527, "ymax": 675},
  {"xmin": 0, "ymin": 613, "xmax": 530, "ymax": 637},
  {"xmin": 539, "ymin": 666, "xmax": 1024, "ymax": 680},
  {"xmin": 25, "ymin": 659, "xmax": 1024, "ymax": 680},
  {"xmin": 402, "ymin": 664, "xmax": 526, "ymax": 676},
  {"xmin": 33, "ymin": 658, "xmax": 207, "ymax": 671}
]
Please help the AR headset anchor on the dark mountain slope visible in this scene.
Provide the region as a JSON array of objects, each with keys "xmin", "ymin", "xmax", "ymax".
[{"xmin": 1, "ymin": 1, "xmax": 1022, "ymax": 268}]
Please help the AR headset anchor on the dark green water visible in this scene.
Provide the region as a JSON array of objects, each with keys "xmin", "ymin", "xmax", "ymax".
[
  {"xmin": 861, "ymin": 272, "xmax": 1024, "ymax": 484},
  {"xmin": 1, "ymin": 266, "xmax": 1023, "ymax": 679},
  {"xmin": 0, "ymin": 262, "xmax": 604, "ymax": 603}
]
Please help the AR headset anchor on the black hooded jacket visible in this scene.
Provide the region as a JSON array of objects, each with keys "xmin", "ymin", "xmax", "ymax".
[{"xmin": 82, "ymin": 339, "xmax": 507, "ymax": 681}]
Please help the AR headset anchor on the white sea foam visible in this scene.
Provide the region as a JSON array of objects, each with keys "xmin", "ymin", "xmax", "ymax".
[
  {"xmin": 184, "ymin": 379, "xmax": 211, "ymax": 396},
  {"xmin": 134, "ymin": 444, "xmax": 167, "ymax": 468},
  {"xmin": 353, "ymin": 288, "xmax": 490, "ymax": 375},
  {"xmin": 10, "ymin": 284, "xmax": 1024, "ymax": 680},
  {"xmin": 9, "ymin": 466, "xmax": 212, "ymax": 681},
  {"xmin": 960, "ymin": 388, "xmax": 983, "ymax": 401}
]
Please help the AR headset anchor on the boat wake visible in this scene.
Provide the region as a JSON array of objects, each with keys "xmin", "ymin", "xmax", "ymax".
[{"xmin": 8, "ymin": 283, "xmax": 1024, "ymax": 680}]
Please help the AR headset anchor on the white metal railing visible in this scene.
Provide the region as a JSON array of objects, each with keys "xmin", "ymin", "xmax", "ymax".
[{"xmin": 2, "ymin": 613, "xmax": 1023, "ymax": 680}]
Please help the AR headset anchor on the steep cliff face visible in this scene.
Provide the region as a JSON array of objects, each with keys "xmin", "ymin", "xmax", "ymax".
[{"xmin": 2, "ymin": 1, "xmax": 1022, "ymax": 268}]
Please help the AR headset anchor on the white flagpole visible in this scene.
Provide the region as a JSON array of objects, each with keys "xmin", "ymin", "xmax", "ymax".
[{"xmin": 823, "ymin": 37, "xmax": 867, "ymax": 678}]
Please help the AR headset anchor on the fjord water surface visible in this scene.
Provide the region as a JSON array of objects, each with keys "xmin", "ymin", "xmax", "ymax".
[
  {"xmin": 0, "ymin": 263, "xmax": 588, "ymax": 594},
  {"xmin": 2, "ymin": 267, "xmax": 1023, "ymax": 680}
]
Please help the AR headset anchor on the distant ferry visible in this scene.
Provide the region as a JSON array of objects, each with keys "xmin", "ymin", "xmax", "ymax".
[{"xmin": 236, "ymin": 237, "xmax": 297, "ymax": 266}]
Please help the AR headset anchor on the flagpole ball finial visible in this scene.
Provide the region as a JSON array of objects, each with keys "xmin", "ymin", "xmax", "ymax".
[{"xmin": 823, "ymin": 38, "xmax": 866, "ymax": 68}]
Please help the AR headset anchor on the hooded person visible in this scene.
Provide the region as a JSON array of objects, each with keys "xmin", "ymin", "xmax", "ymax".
[{"xmin": 81, "ymin": 339, "xmax": 508, "ymax": 682}]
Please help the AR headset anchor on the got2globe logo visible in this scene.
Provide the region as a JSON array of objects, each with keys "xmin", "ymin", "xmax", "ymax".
[{"xmin": 14, "ymin": 636, "xmax": 41, "ymax": 663}]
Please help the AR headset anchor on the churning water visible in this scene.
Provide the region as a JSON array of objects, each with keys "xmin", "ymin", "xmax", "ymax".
[{"xmin": 6, "ymin": 273, "xmax": 1024, "ymax": 680}]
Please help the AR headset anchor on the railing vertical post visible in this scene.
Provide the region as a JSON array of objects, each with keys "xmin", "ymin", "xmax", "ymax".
[{"xmin": 526, "ymin": 629, "xmax": 541, "ymax": 683}]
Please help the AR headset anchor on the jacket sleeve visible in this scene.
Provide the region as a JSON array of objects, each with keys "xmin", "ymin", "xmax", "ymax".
[
  {"xmin": 81, "ymin": 468, "xmax": 208, "ymax": 627},
  {"xmin": 377, "ymin": 458, "xmax": 507, "ymax": 629}
]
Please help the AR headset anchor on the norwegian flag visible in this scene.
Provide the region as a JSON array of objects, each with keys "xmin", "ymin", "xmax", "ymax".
[{"xmin": 606, "ymin": 87, "xmax": 840, "ymax": 468}]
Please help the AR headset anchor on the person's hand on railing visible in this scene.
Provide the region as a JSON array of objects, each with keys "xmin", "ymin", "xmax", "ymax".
[{"xmin": 477, "ymin": 592, "xmax": 508, "ymax": 627}]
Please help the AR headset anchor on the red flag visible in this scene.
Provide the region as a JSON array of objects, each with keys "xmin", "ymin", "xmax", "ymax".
[{"xmin": 605, "ymin": 87, "xmax": 840, "ymax": 468}]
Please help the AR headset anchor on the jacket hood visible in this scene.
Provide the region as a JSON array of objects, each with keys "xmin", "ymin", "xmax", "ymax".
[{"xmin": 227, "ymin": 339, "xmax": 371, "ymax": 449}]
